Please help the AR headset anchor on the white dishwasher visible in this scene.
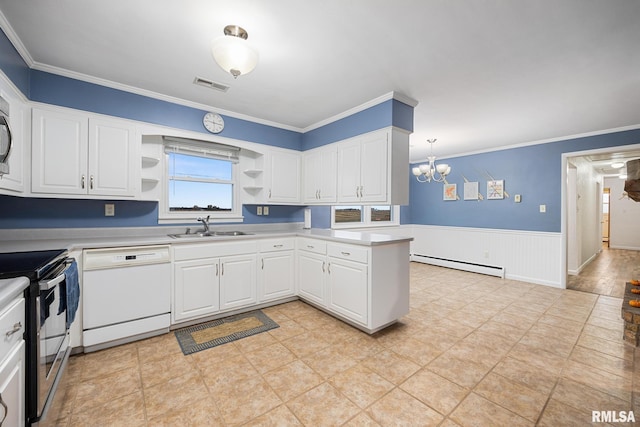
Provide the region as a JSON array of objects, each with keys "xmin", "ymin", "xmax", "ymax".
[{"xmin": 82, "ymin": 245, "xmax": 171, "ymax": 352}]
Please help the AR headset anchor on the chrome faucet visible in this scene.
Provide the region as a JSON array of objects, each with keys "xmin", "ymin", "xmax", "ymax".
[{"xmin": 197, "ymin": 215, "xmax": 210, "ymax": 233}]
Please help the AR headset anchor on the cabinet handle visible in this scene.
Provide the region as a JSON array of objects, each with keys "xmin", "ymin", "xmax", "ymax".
[
  {"xmin": 0, "ymin": 392, "xmax": 7, "ymax": 426},
  {"xmin": 261, "ymin": 259, "xmax": 264, "ymax": 270},
  {"xmin": 307, "ymin": 245, "xmax": 314, "ymax": 249},
  {"xmin": 327, "ymin": 262, "xmax": 331, "ymax": 274},
  {"xmin": 359, "ymin": 186, "xmax": 363, "ymax": 198},
  {"xmin": 341, "ymin": 251, "xmax": 351, "ymax": 256},
  {"xmin": 273, "ymin": 244, "xmax": 283, "ymax": 248},
  {"xmin": 81, "ymin": 175, "xmax": 85, "ymax": 189},
  {"xmin": 321, "ymin": 261, "xmax": 325, "ymax": 273},
  {"xmin": 315, "ymin": 190, "xmax": 319, "ymax": 199},
  {"xmin": 90, "ymin": 175, "xmax": 94, "ymax": 189},
  {"xmin": 5, "ymin": 321, "xmax": 21, "ymax": 337},
  {"xmin": 216, "ymin": 264, "xmax": 219, "ymax": 276},
  {"xmin": 268, "ymin": 189, "xmax": 272, "ymax": 198},
  {"xmin": 221, "ymin": 263, "xmax": 224, "ymax": 275},
  {"xmin": 318, "ymin": 189, "xmax": 321, "ymax": 199}
]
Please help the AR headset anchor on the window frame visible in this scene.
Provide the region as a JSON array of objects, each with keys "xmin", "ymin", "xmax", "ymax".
[
  {"xmin": 331, "ymin": 205, "xmax": 400, "ymax": 229},
  {"xmin": 158, "ymin": 141, "xmax": 243, "ymax": 224}
]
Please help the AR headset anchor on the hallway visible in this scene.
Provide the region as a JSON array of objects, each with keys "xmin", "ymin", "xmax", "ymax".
[{"xmin": 567, "ymin": 246, "xmax": 640, "ymax": 297}]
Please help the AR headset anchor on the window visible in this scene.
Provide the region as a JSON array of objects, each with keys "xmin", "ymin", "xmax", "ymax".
[
  {"xmin": 160, "ymin": 138, "xmax": 241, "ymax": 223},
  {"xmin": 332, "ymin": 205, "xmax": 399, "ymax": 228}
]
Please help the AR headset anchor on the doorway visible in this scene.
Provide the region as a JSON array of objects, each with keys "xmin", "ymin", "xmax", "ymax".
[{"xmin": 602, "ymin": 187, "xmax": 610, "ymax": 247}]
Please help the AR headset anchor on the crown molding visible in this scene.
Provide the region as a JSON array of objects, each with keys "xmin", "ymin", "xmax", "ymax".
[{"xmin": 0, "ymin": 10, "xmax": 34, "ymax": 67}]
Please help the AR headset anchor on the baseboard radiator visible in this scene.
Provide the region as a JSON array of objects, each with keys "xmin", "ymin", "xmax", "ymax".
[{"xmin": 411, "ymin": 253, "xmax": 505, "ymax": 279}]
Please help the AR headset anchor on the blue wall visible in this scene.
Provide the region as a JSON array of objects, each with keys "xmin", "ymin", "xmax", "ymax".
[{"xmin": 409, "ymin": 128, "xmax": 640, "ymax": 232}]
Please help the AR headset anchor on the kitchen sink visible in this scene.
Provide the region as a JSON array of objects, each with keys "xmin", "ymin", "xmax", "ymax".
[{"xmin": 168, "ymin": 231, "xmax": 254, "ymax": 238}]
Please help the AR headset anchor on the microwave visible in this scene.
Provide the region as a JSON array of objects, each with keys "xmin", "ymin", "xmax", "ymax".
[{"xmin": 0, "ymin": 95, "xmax": 11, "ymax": 175}]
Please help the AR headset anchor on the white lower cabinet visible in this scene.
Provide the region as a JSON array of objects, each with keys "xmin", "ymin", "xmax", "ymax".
[
  {"xmin": 173, "ymin": 258, "xmax": 220, "ymax": 322},
  {"xmin": 258, "ymin": 238, "xmax": 296, "ymax": 303},
  {"xmin": 327, "ymin": 256, "xmax": 368, "ymax": 326},
  {"xmin": 219, "ymin": 254, "xmax": 257, "ymax": 311},
  {"xmin": 172, "ymin": 241, "xmax": 258, "ymax": 324},
  {"xmin": 297, "ymin": 251, "xmax": 327, "ymax": 307},
  {"xmin": 0, "ymin": 297, "xmax": 25, "ymax": 427}
]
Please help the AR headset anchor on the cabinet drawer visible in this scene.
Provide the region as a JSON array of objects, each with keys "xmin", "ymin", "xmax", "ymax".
[
  {"xmin": 297, "ymin": 238, "xmax": 327, "ymax": 255},
  {"xmin": 0, "ymin": 298, "xmax": 25, "ymax": 360},
  {"xmin": 328, "ymin": 244, "xmax": 368, "ymax": 264},
  {"xmin": 259, "ymin": 238, "xmax": 295, "ymax": 252},
  {"xmin": 174, "ymin": 241, "xmax": 258, "ymax": 261}
]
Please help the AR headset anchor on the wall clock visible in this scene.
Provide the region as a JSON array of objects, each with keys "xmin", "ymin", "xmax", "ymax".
[{"xmin": 203, "ymin": 112, "xmax": 224, "ymax": 134}]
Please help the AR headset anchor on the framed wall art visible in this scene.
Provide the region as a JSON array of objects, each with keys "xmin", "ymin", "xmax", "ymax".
[
  {"xmin": 443, "ymin": 183, "xmax": 457, "ymax": 201},
  {"xmin": 487, "ymin": 180, "xmax": 504, "ymax": 199}
]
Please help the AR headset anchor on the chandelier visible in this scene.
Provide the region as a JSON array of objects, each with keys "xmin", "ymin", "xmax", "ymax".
[
  {"xmin": 412, "ymin": 139, "xmax": 451, "ymax": 183},
  {"xmin": 211, "ymin": 25, "xmax": 259, "ymax": 79}
]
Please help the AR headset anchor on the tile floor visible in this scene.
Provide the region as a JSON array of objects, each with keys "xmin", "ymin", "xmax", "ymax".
[
  {"xmin": 51, "ymin": 262, "xmax": 638, "ymax": 426},
  {"xmin": 567, "ymin": 246, "xmax": 640, "ymax": 298}
]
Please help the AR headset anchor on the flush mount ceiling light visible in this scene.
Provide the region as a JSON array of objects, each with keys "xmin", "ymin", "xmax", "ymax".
[
  {"xmin": 611, "ymin": 161, "xmax": 625, "ymax": 169},
  {"xmin": 211, "ymin": 25, "xmax": 259, "ymax": 79},
  {"xmin": 412, "ymin": 139, "xmax": 451, "ymax": 183}
]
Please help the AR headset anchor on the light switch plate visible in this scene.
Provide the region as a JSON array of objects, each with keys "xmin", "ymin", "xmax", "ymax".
[
  {"xmin": 257, "ymin": 206, "xmax": 263, "ymax": 215},
  {"xmin": 514, "ymin": 194, "xmax": 521, "ymax": 203},
  {"xmin": 263, "ymin": 206, "xmax": 269, "ymax": 215},
  {"xmin": 539, "ymin": 204, "xmax": 546, "ymax": 213},
  {"xmin": 105, "ymin": 203, "xmax": 115, "ymax": 216}
]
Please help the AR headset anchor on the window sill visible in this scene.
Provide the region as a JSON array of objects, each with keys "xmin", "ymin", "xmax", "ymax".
[
  {"xmin": 332, "ymin": 222, "xmax": 399, "ymax": 230},
  {"xmin": 159, "ymin": 214, "xmax": 244, "ymax": 225}
]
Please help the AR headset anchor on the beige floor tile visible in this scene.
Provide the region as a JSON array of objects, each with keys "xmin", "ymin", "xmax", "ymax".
[
  {"xmin": 233, "ymin": 330, "xmax": 279, "ymax": 353},
  {"xmin": 507, "ymin": 343, "xmax": 567, "ymax": 376},
  {"xmin": 450, "ymin": 393, "xmax": 533, "ymax": 427},
  {"xmin": 244, "ymin": 341, "xmax": 297, "ymax": 373},
  {"xmin": 552, "ymin": 378, "xmax": 631, "ymax": 415},
  {"xmin": 139, "ymin": 352, "xmax": 198, "ymax": 389},
  {"xmin": 427, "ymin": 352, "xmax": 492, "ymax": 389},
  {"xmin": 388, "ymin": 336, "xmax": 443, "ymax": 366},
  {"xmin": 143, "ymin": 370, "xmax": 210, "ymax": 420},
  {"xmin": 366, "ymin": 388, "xmax": 443, "ymax": 426},
  {"xmin": 577, "ymin": 333, "xmax": 634, "ymax": 361},
  {"xmin": 360, "ymin": 349, "xmax": 421, "ymax": 385},
  {"xmin": 287, "ymin": 383, "xmax": 360, "ymax": 426},
  {"xmin": 581, "ymin": 323, "xmax": 623, "ymax": 342},
  {"xmin": 302, "ymin": 344, "xmax": 359, "ymax": 379},
  {"xmin": 342, "ymin": 412, "xmax": 381, "ymax": 426},
  {"xmin": 136, "ymin": 332, "xmax": 184, "ymax": 365},
  {"xmin": 519, "ymin": 330, "xmax": 577, "ymax": 358},
  {"xmin": 214, "ymin": 376, "xmax": 283, "ymax": 425},
  {"xmin": 537, "ymin": 398, "xmax": 598, "ymax": 427},
  {"xmin": 570, "ymin": 345, "xmax": 634, "ymax": 377},
  {"xmin": 400, "ymin": 369, "xmax": 469, "ymax": 415},
  {"xmin": 80, "ymin": 343, "xmax": 139, "ymax": 381},
  {"xmin": 267, "ymin": 319, "xmax": 307, "ymax": 341},
  {"xmin": 242, "ymin": 404, "xmax": 303, "ymax": 426},
  {"xmin": 262, "ymin": 359, "xmax": 324, "ymax": 402},
  {"xmin": 200, "ymin": 353, "xmax": 258, "ymax": 390},
  {"xmin": 281, "ymin": 330, "xmax": 331, "ymax": 357},
  {"xmin": 562, "ymin": 360, "xmax": 632, "ymax": 403},
  {"xmin": 330, "ymin": 364, "xmax": 394, "ymax": 409},
  {"xmin": 474, "ymin": 372, "xmax": 547, "ymax": 422},
  {"xmin": 492, "ymin": 357, "xmax": 559, "ymax": 395},
  {"xmin": 146, "ymin": 395, "xmax": 223, "ymax": 426},
  {"xmin": 69, "ymin": 390, "xmax": 146, "ymax": 427},
  {"xmin": 189, "ymin": 340, "xmax": 242, "ymax": 367},
  {"xmin": 73, "ymin": 366, "xmax": 142, "ymax": 413}
]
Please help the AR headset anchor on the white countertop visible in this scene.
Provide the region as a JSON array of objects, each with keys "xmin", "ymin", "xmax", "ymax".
[
  {"xmin": 0, "ymin": 226, "xmax": 413, "ymax": 253},
  {"xmin": 0, "ymin": 276, "xmax": 29, "ymax": 308}
]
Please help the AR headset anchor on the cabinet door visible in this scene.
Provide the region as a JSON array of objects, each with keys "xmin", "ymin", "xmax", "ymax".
[
  {"xmin": 266, "ymin": 150, "xmax": 300, "ymax": 203},
  {"xmin": 32, "ymin": 108, "xmax": 88, "ymax": 195},
  {"xmin": 336, "ymin": 140, "xmax": 361, "ymax": 203},
  {"xmin": 88, "ymin": 118, "xmax": 138, "ymax": 196},
  {"xmin": 318, "ymin": 146, "xmax": 337, "ymax": 203},
  {"xmin": 302, "ymin": 149, "xmax": 321, "ymax": 203},
  {"xmin": 173, "ymin": 259, "xmax": 219, "ymax": 322},
  {"xmin": 297, "ymin": 251, "xmax": 326, "ymax": 307},
  {"xmin": 328, "ymin": 258, "xmax": 368, "ymax": 325},
  {"xmin": 359, "ymin": 132, "xmax": 388, "ymax": 202},
  {"xmin": 0, "ymin": 341, "xmax": 25, "ymax": 427},
  {"xmin": 259, "ymin": 251, "xmax": 295, "ymax": 302},
  {"xmin": 219, "ymin": 254, "xmax": 257, "ymax": 311}
]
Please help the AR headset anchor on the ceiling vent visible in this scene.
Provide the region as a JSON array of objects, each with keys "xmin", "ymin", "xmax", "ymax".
[{"xmin": 193, "ymin": 76, "xmax": 230, "ymax": 92}]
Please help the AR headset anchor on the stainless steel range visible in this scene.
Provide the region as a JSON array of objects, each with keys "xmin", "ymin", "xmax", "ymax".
[{"xmin": 0, "ymin": 249, "xmax": 78, "ymax": 426}]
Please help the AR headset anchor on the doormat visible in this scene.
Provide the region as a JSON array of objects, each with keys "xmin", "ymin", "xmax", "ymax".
[{"xmin": 174, "ymin": 310, "xmax": 279, "ymax": 355}]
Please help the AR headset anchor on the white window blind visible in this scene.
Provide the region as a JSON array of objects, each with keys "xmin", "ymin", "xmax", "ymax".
[{"xmin": 163, "ymin": 136, "xmax": 240, "ymax": 163}]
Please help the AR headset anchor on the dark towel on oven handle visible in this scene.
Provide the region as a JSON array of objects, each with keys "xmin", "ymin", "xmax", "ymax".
[{"xmin": 57, "ymin": 259, "xmax": 80, "ymax": 329}]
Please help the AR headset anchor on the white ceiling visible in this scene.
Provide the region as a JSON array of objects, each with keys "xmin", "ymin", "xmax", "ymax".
[{"xmin": 0, "ymin": 0, "xmax": 639, "ymax": 163}]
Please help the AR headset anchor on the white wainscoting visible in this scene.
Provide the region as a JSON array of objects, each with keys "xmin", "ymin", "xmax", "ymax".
[{"xmin": 409, "ymin": 225, "xmax": 563, "ymax": 288}]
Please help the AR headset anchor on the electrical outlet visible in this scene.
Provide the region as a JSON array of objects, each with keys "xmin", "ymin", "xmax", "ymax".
[
  {"xmin": 105, "ymin": 203, "xmax": 115, "ymax": 216},
  {"xmin": 263, "ymin": 206, "xmax": 269, "ymax": 215},
  {"xmin": 514, "ymin": 194, "xmax": 521, "ymax": 203},
  {"xmin": 539, "ymin": 204, "xmax": 546, "ymax": 213},
  {"xmin": 257, "ymin": 206, "xmax": 263, "ymax": 215}
]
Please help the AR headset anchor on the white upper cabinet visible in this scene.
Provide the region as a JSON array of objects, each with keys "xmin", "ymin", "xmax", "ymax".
[
  {"xmin": 0, "ymin": 98, "xmax": 29, "ymax": 194},
  {"xmin": 264, "ymin": 148, "xmax": 301, "ymax": 204},
  {"xmin": 303, "ymin": 145, "xmax": 337, "ymax": 204},
  {"xmin": 31, "ymin": 108, "xmax": 139, "ymax": 198},
  {"xmin": 336, "ymin": 127, "xmax": 409, "ymax": 205}
]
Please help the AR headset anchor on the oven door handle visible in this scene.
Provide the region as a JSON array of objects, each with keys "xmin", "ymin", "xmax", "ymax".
[{"xmin": 39, "ymin": 272, "xmax": 65, "ymax": 291}]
